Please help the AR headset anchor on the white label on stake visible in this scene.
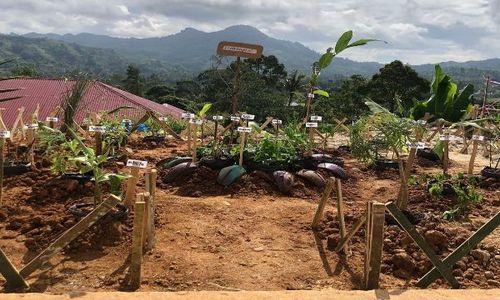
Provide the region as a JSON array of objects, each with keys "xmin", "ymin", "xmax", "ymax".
[
  {"xmin": 472, "ymin": 135, "xmax": 485, "ymax": 141},
  {"xmin": 212, "ymin": 115, "xmax": 224, "ymax": 121},
  {"xmin": 237, "ymin": 126, "xmax": 252, "ymax": 133},
  {"xmin": 189, "ymin": 119, "xmax": 203, "ymax": 125},
  {"xmin": 310, "ymin": 115, "xmax": 322, "ymax": 122},
  {"xmin": 439, "ymin": 135, "xmax": 458, "ymax": 141},
  {"xmin": 0, "ymin": 130, "xmax": 11, "ymax": 139},
  {"xmin": 230, "ymin": 116, "xmax": 240, "ymax": 122},
  {"xmin": 241, "ymin": 114, "xmax": 255, "ymax": 120},
  {"xmin": 416, "ymin": 120, "xmax": 427, "ymax": 125},
  {"xmin": 89, "ymin": 126, "xmax": 106, "ymax": 133},
  {"xmin": 25, "ymin": 124, "xmax": 38, "ymax": 129},
  {"xmin": 306, "ymin": 122, "xmax": 318, "ymax": 128},
  {"xmin": 46, "ymin": 117, "xmax": 58, "ymax": 122},
  {"xmin": 126, "ymin": 159, "xmax": 148, "ymax": 168},
  {"xmin": 308, "ymin": 93, "xmax": 315, "ymax": 98},
  {"xmin": 159, "ymin": 116, "xmax": 168, "ymax": 122},
  {"xmin": 122, "ymin": 119, "xmax": 132, "ymax": 123},
  {"xmin": 407, "ymin": 142, "xmax": 426, "ymax": 149},
  {"xmin": 181, "ymin": 112, "xmax": 195, "ymax": 119},
  {"xmin": 272, "ymin": 119, "xmax": 282, "ymax": 125}
]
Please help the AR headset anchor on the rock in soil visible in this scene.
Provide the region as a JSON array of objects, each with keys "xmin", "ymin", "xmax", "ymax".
[
  {"xmin": 424, "ymin": 230, "xmax": 447, "ymax": 251},
  {"xmin": 392, "ymin": 252, "xmax": 416, "ymax": 272},
  {"xmin": 470, "ymin": 249, "xmax": 491, "ymax": 266}
]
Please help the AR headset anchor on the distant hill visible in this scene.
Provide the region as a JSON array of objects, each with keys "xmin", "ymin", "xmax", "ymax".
[{"xmin": 1, "ymin": 25, "xmax": 499, "ymax": 90}]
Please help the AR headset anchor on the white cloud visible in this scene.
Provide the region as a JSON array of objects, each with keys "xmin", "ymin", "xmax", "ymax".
[{"xmin": 0, "ymin": 0, "xmax": 498, "ymax": 64}]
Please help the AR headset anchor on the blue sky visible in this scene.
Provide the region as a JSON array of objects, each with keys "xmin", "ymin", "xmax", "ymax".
[{"xmin": 1, "ymin": 0, "xmax": 499, "ymax": 64}]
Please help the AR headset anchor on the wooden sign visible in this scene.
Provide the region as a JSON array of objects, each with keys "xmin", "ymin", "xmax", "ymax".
[
  {"xmin": 407, "ymin": 142, "xmax": 426, "ymax": 149},
  {"xmin": 472, "ymin": 135, "xmax": 485, "ymax": 141},
  {"xmin": 272, "ymin": 119, "xmax": 282, "ymax": 125},
  {"xmin": 217, "ymin": 41, "xmax": 263, "ymax": 59},
  {"xmin": 306, "ymin": 122, "xmax": 318, "ymax": 128},
  {"xmin": 212, "ymin": 116, "xmax": 224, "ymax": 121},
  {"xmin": 89, "ymin": 126, "xmax": 106, "ymax": 133},
  {"xmin": 24, "ymin": 124, "xmax": 38, "ymax": 130},
  {"xmin": 0, "ymin": 131, "xmax": 10, "ymax": 139},
  {"xmin": 46, "ymin": 117, "xmax": 58, "ymax": 122},
  {"xmin": 237, "ymin": 127, "xmax": 252, "ymax": 133},
  {"xmin": 126, "ymin": 159, "xmax": 148, "ymax": 168},
  {"xmin": 230, "ymin": 116, "xmax": 241, "ymax": 122},
  {"xmin": 310, "ymin": 116, "xmax": 322, "ymax": 122},
  {"xmin": 181, "ymin": 112, "xmax": 195, "ymax": 119},
  {"xmin": 241, "ymin": 114, "xmax": 255, "ymax": 120}
]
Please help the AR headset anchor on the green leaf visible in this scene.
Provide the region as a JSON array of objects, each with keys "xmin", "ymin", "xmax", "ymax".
[
  {"xmin": 364, "ymin": 99, "xmax": 390, "ymax": 114},
  {"xmin": 347, "ymin": 38, "xmax": 382, "ymax": 48},
  {"xmin": 433, "ymin": 140, "xmax": 444, "ymax": 160},
  {"xmin": 313, "ymin": 89, "xmax": 329, "ymax": 97},
  {"xmin": 335, "ymin": 30, "xmax": 353, "ymax": 54},
  {"xmin": 318, "ymin": 52, "xmax": 334, "ymax": 69},
  {"xmin": 198, "ymin": 103, "xmax": 212, "ymax": 118}
]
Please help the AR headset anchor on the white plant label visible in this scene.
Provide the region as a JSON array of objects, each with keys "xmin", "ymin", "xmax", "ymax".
[
  {"xmin": 416, "ymin": 120, "xmax": 427, "ymax": 125},
  {"xmin": 25, "ymin": 124, "xmax": 38, "ymax": 129},
  {"xmin": 272, "ymin": 119, "xmax": 282, "ymax": 125},
  {"xmin": 89, "ymin": 126, "xmax": 106, "ymax": 133},
  {"xmin": 0, "ymin": 130, "xmax": 11, "ymax": 139},
  {"xmin": 189, "ymin": 119, "xmax": 203, "ymax": 125},
  {"xmin": 230, "ymin": 116, "xmax": 240, "ymax": 122},
  {"xmin": 181, "ymin": 112, "xmax": 195, "ymax": 119},
  {"xmin": 306, "ymin": 122, "xmax": 318, "ymax": 128},
  {"xmin": 407, "ymin": 142, "xmax": 426, "ymax": 149},
  {"xmin": 159, "ymin": 116, "xmax": 168, "ymax": 122},
  {"xmin": 310, "ymin": 115, "xmax": 322, "ymax": 122},
  {"xmin": 472, "ymin": 135, "xmax": 485, "ymax": 141},
  {"xmin": 439, "ymin": 135, "xmax": 458, "ymax": 141},
  {"xmin": 46, "ymin": 117, "xmax": 58, "ymax": 122},
  {"xmin": 237, "ymin": 127, "xmax": 252, "ymax": 133},
  {"xmin": 126, "ymin": 159, "xmax": 148, "ymax": 168},
  {"xmin": 308, "ymin": 93, "xmax": 315, "ymax": 98},
  {"xmin": 241, "ymin": 114, "xmax": 255, "ymax": 120},
  {"xmin": 212, "ymin": 115, "xmax": 224, "ymax": 121},
  {"xmin": 122, "ymin": 119, "xmax": 132, "ymax": 123}
]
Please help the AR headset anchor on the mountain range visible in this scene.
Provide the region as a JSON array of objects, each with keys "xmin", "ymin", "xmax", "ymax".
[{"xmin": 1, "ymin": 25, "xmax": 499, "ymax": 87}]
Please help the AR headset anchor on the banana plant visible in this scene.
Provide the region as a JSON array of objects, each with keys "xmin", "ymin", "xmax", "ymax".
[{"xmin": 411, "ymin": 65, "xmax": 474, "ymax": 122}]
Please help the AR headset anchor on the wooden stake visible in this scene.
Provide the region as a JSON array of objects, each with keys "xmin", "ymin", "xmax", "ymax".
[
  {"xmin": 335, "ymin": 213, "xmax": 366, "ymax": 253},
  {"xmin": 130, "ymin": 196, "xmax": 146, "ymax": 290},
  {"xmin": 443, "ymin": 133, "xmax": 450, "ymax": 175},
  {"xmin": 364, "ymin": 201, "xmax": 385, "ymax": 290},
  {"xmin": 20, "ymin": 196, "xmax": 120, "ymax": 277},
  {"xmin": 0, "ymin": 248, "xmax": 29, "ymax": 289},
  {"xmin": 144, "ymin": 169, "xmax": 157, "ymax": 250},
  {"xmin": 187, "ymin": 123, "xmax": 192, "ymax": 155},
  {"xmin": 95, "ymin": 131, "xmax": 102, "ymax": 156},
  {"xmin": 192, "ymin": 124, "xmax": 197, "ymax": 162},
  {"xmin": 124, "ymin": 167, "xmax": 140, "ymax": 207},
  {"xmin": 468, "ymin": 140, "xmax": 479, "ymax": 175},
  {"xmin": 397, "ymin": 158, "xmax": 409, "ymax": 209},
  {"xmin": 141, "ymin": 192, "xmax": 151, "ymax": 249},
  {"xmin": 308, "ymin": 127, "xmax": 314, "ymax": 156},
  {"xmin": 335, "ymin": 178, "xmax": 348, "ymax": 255},
  {"xmin": 0, "ymin": 109, "xmax": 7, "ymax": 206},
  {"xmin": 259, "ymin": 116, "xmax": 273, "ymax": 130},
  {"xmin": 238, "ymin": 132, "xmax": 246, "ymax": 166},
  {"xmin": 311, "ymin": 178, "xmax": 335, "ymax": 229}
]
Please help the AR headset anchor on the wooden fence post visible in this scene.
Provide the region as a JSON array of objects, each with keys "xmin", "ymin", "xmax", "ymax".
[
  {"xmin": 311, "ymin": 178, "xmax": 335, "ymax": 229},
  {"xmin": 0, "ymin": 248, "xmax": 29, "ymax": 289},
  {"xmin": 144, "ymin": 169, "xmax": 157, "ymax": 250},
  {"xmin": 130, "ymin": 195, "xmax": 146, "ymax": 289},
  {"xmin": 124, "ymin": 167, "xmax": 140, "ymax": 207},
  {"xmin": 364, "ymin": 201, "xmax": 385, "ymax": 290},
  {"xmin": 335, "ymin": 178, "xmax": 348, "ymax": 255},
  {"xmin": 468, "ymin": 139, "xmax": 479, "ymax": 175},
  {"xmin": 442, "ymin": 132, "xmax": 450, "ymax": 175},
  {"xmin": 397, "ymin": 158, "xmax": 409, "ymax": 209}
]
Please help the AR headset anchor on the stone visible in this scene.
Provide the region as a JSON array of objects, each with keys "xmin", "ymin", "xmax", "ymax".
[
  {"xmin": 452, "ymin": 269, "xmax": 464, "ymax": 277},
  {"xmin": 487, "ymin": 280, "xmax": 500, "ymax": 287},
  {"xmin": 454, "ymin": 260, "xmax": 467, "ymax": 271},
  {"xmin": 64, "ymin": 179, "xmax": 80, "ymax": 192},
  {"xmin": 464, "ymin": 268, "xmax": 475, "ymax": 280},
  {"xmin": 191, "ymin": 191, "xmax": 202, "ymax": 197},
  {"xmin": 470, "ymin": 249, "xmax": 491, "ymax": 266},
  {"xmin": 392, "ymin": 252, "xmax": 416, "ymax": 272},
  {"xmin": 394, "ymin": 268, "xmax": 411, "ymax": 280},
  {"xmin": 327, "ymin": 235, "xmax": 338, "ymax": 250},
  {"xmin": 485, "ymin": 271, "xmax": 494, "ymax": 279},
  {"xmin": 424, "ymin": 230, "xmax": 447, "ymax": 251}
]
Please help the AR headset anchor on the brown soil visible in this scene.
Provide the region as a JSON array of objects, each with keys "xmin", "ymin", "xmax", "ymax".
[{"xmin": 0, "ymin": 139, "xmax": 498, "ymax": 293}]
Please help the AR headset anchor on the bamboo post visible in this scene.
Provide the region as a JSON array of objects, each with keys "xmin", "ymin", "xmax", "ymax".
[
  {"xmin": 144, "ymin": 169, "xmax": 157, "ymax": 250},
  {"xmin": 124, "ymin": 167, "xmax": 140, "ymax": 207},
  {"xmin": 397, "ymin": 158, "xmax": 409, "ymax": 209},
  {"xmin": 311, "ymin": 178, "xmax": 335, "ymax": 229},
  {"xmin": 20, "ymin": 196, "xmax": 120, "ymax": 277},
  {"xmin": 0, "ymin": 248, "xmax": 29, "ymax": 289},
  {"xmin": 364, "ymin": 201, "xmax": 385, "ymax": 290},
  {"xmin": 335, "ymin": 178, "xmax": 348, "ymax": 255},
  {"xmin": 130, "ymin": 195, "xmax": 146, "ymax": 290}
]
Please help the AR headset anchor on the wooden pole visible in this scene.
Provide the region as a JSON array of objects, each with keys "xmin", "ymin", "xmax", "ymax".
[
  {"xmin": 468, "ymin": 140, "xmax": 479, "ymax": 175},
  {"xmin": 130, "ymin": 196, "xmax": 146, "ymax": 290},
  {"xmin": 443, "ymin": 132, "xmax": 450, "ymax": 175},
  {"xmin": 238, "ymin": 132, "xmax": 246, "ymax": 166},
  {"xmin": 95, "ymin": 131, "xmax": 102, "ymax": 156},
  {"xmin": 364, "ymin": 201, "xmax": 385, "ymax": 290},
  {"xmin": 335, "ymin": 178, "xmax": 348, "ymax": 255},
  {"xmin": 20, "ymin": 196, "xmax": 120, "ymax": 277},
  {"xmin": 213, "ymin": 119, "xmax": 219, "ymax": 154},
  {"xmin": 311, "ymin": 178, "xmax": 335, "ymax": 229},
  {"xmin": 144, "ymin": 169, "xmax": 157, "ymax": 250},
  {"xmin": 335, "ymin": 214, "xmax": 366, "ymax": 253},
  {"xmin": 308, "ymin": 127, "xmax": 314, "ymax": 156},
  {"xmin": 187, "ymin": 123, "xmax": 192, "ymax": 155},
  {"xmin": 192, "ymin": 123, "xmax": 197, "ymax": 162},
  {"xmin": 124, "ymin": 167, "xmax": 140, "ymax": 207},
  {"xmin": 0, "ymin": 248, "xmax": 29, "ymax": 289},
  {"xmin": 397, "ymin": 158, "xmax": 409, "ymax": 209},
  {"xmin": 141, "ymin": 192, "xmax": 151, "ymax": 249}
]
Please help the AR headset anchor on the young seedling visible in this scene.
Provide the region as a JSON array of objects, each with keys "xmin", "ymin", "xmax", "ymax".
[{"xmin": 189, "ymin": 118, "xmax": 203, "ymax": 162}]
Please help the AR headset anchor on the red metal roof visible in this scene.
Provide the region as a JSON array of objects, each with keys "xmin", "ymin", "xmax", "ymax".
[{"xmin": 0, "ymin": 78, "xmax": 184, "ymax": 128}]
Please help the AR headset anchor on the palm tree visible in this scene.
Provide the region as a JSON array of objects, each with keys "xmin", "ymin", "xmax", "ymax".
[{"xmin": 285, "ymin": 70, "xmax": 305, "ymax": 106}]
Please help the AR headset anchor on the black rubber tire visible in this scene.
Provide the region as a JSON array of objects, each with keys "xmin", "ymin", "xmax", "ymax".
[
  {"xmin": 481, "ymin": 167, "xmax": 500, "ymax": 179},
  {"xmin": 373, "ymin": 159, "xmax": 399, "ymax": 170},
  {"xmin": 4, "ymin": 163, "xmax": 31, "ymax": 176},
  {"xmin": 417, "ymin": 148, "xmax": 440, "ymax": 161}
]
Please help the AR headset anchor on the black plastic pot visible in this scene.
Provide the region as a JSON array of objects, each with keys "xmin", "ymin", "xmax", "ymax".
[
  {"xmin": 199, "ymin": 157, "xmax": 235, "ymax": 170},
  {"xmin": 481, "ymin": 166, "xmax": 500, "ymax": 179},
  {"xmin": 68, "ymin": 203, "xmax": 129, "ymax": 220},
  {"xmin": 373, "ymin": 159, "xmax": 399, "ymax": 170},
  {"xmin": 62, "ymin": 172, "xmax": 93, "ymax": 183},
  {"xmin": 143, "ymin": 135, "xmax": 165, "ymax": 143},
  {"xmin": 417, "ymin": 147, "xmax": 440, "ymax": 161},
  {"xmin": 4, "ymin": 163, "xmax": 31, "ymax": 176}
]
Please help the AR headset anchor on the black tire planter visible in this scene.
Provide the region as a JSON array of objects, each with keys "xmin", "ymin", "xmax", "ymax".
[
  {"xmin": 68, "ymin": 203, "xmax": 129, "ymax": 220},
  {"xmin": 300, "ymin": 156, "xmax": 344, "ymax": 170},
  {"xmin": 4, "ymin": 163, "xmax": 31, "ymax": 176},
  {"xmin": 481, "ymin": 167, "xmax": 500, "ymax": 179},
  {"xmin": 373, "ymin": 159, "xmax": 399, "ymax": 170},
  {"xmin": 199, "ymin": 157, "xmax": 235, "ymax": 170},
  {"xmin": 143, "ymin": 135, "xmax": 165, "ymax": 143},
  {"xmin": 245, "ymin": 160, "xmax": 289, "ymax": 173},
  {"xmin": 337, "ymin": 145, "xmax": 351, "ymax": 153},
  {"xmin": 417, "ymin": 147, "xmax": 440, "ymax": 161},
  {"xmin": 62, "ymin": 172, "xmax": 93, "ymax": 183}
]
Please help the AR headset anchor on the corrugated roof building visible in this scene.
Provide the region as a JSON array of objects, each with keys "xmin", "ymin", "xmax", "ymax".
[{"xmin": 0, "ymin": 78, "xmax": 184, "ymax": 128}]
